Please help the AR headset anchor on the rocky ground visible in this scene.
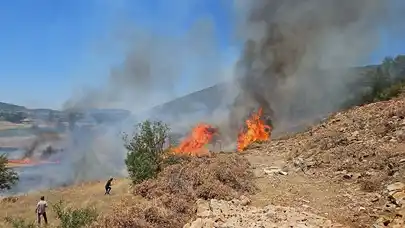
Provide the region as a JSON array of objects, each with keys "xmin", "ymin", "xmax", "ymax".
[
  {"xmin": 186, "ymin": 97, "xmax": 405, "ymax": 228},
  {"xmin": 5, "ymin": 97, "xmax": 405, "ymax": 227},
  {"xmin": 185, "ymin": 197, "xmax": 346, "ymax": 228}
]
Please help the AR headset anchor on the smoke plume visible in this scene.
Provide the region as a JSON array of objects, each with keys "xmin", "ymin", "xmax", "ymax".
[
  {"xmin": 52, "ymin": 2, "xmax": 234, "ymax": 190},
  {"xmin": 63, "ymin": 18, "xmax": 226, "ymax": 112},
  {"xmin": 229, "ymin": 0, "xmax": 405, "ymax": 133},
  {"xmin": 13, "ymin": 1, "xmax": 405, "ymax": 194}
]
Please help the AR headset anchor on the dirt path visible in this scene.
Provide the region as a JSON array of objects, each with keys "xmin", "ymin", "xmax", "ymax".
[{"xmin": 244, "ymin": 148, "xmax": 382, "ymax": 228}]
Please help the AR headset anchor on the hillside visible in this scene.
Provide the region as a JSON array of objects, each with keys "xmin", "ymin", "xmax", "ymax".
[
  {"xmin": 146, "ymin": 65, "xmax": 378, "ymax": 119},
  {"xmin": 0, "ymin": 102, "xmax": 26, "ymax": 112},
  {"xmin": 3, "ymin": 95, "xmax": 405, "ymax": 227}
]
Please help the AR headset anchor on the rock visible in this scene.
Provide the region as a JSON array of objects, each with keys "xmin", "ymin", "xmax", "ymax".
[
  {"xmin": 370, "ymin": 193, "xmax": 381, "ymax": 202},
  {"xmin": 391, "ymin": 191, "xmax": 405, "ymax": 207},
  {"xmin": 395, "ymin": 130, "xmax": 405, "ymax": 141},
  {"xmin": 196, "ymin": 199, "xmax": 212, "ymax": 217},
  {"xmin": 343, "ymin": 173, "xmax": 353, "ymax": 179},
  {"xmin": 278, "ymin": 170, "xmax": 288, "ymax": 175},
  {"xmin": 263, "ymin": 167, "xmax": 288, "ymax": 176},
  {"xmin": 187, "ymin": 218, "xmax": 203, "ymax": 228},
  {"xmin": 184, "ymin": 218, "xmax": 216, "ymax": 228},
  {"xmin": 239, "ymin": 195, "xmax": 251, "ymax": 206},
  {"xmin": 387, "ymin": 182, "xmax": 405, "ymax": 193},
  {"xmin": 211, "ymin": 199, "xmax": 230, "ymax": 215},
  {"xmin": 188, "ymin": 199, "xmax": 346, "ymax": 227},
  {"xmin": 383, "ymin": 203, "xmax": 396, "ymax": 212}
]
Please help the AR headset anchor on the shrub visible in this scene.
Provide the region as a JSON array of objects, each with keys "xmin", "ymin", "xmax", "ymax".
[
  {"xmin": 52, "ymin": 200, "xmax": 98, "ymax": 228},
  {"xmin": 0, "ymin": 154, "xmax": 19, "ymax": 191},
  {"xmin": 4, "ymin": 217, "xmax": 35, "ymax": 228},
  {"xmin": 100, "ymin": 153, "xmax": 256, "ymax": 228},
  {"xmin": 123, "ymin": 120, "xmax": 170, "ymax": 184}
]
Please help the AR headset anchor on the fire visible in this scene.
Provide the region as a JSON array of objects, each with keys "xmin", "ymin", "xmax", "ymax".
[
  {"xmin": 173, "ymin": 123, "xmax": 218, "ymax": 157},
  {"xmin": 172, "ymin": 107, "xmax": 271, "ymax": 156},
  {"xmin": 237, "ymin": 107, "xmax": 271, "ymax": 152},
  {"xmin": 7, "ymin": 158, "xmax": 60, "ymax": 167}
]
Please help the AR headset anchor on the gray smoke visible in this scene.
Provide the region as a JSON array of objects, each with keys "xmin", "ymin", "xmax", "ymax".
[
  {"xmin": 63, "ymin": 18, "xmax": 225, "ymax": 112},
  {"xmin": 19, "ymin": 1, "xmax": 405, "ymax": 193},
  {"xmin": 54, "ymin": 2, "xmax": 234, "ymax": 189},
  {"xmin": 229, "ymin": 0, "xmax": 405, "ymax": 133}
]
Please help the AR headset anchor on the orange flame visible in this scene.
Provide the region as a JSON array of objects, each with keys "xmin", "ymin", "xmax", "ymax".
[
  {"xmin": 7, "ymin": 158, "xmax": 60, "ymax": 167},
  {"xmin": 237, "ymin": 107, "xmax": 271, "ymax": 152},
  {"xmin": 173, "ymin": 123, "xmax": 218, "ymax": 157}
]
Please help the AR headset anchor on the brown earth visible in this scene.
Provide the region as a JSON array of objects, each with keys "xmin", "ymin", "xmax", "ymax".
[
  {"xmin": 242, "ymin": 97, "xmax": 405, "ymax": 227},
  {"xmin": 4, "ymin": 97, "xmax": 405, "ymax": 227}
]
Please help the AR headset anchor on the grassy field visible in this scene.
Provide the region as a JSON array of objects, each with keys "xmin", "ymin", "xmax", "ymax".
[
  {"xmin": 0, "ymin": 179, "xmax": 139, "ymax": 227},
  {"xmin": 0, "ymin": 121, "xmax": 31, "ymax": 131}
]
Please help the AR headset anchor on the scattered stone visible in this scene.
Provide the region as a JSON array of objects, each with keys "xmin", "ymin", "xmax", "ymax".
[
  {"xmin": 187, "ymin": 199, "xmax": 346, "ymax": 228},
  {"xmin": 239, "ymin": 195, "xmax": 251, "ymax": 206},
  {"xmin": 387, "ymin": 182, "xmax": 405, "ymax": 193},
  {"xmin": 343, "ymin": 173, "xmax": 353, "ymax": 179},
  {"xmin": 383, "ymin": 203, "xmax": 396, "ymax": 213},
  {"xmin": 263, "ymin": 167, "xmax": 288, "ymax": 176},
  {"xmin": 370, "ymin": 193, "xmax": 381, "ymax": 202},
  {"xmin": 390, "ymin": 191, "xmax": 405, "ymax": 207},
  {"xmin": 196, "ymin": 199, "xmax": 212, "ymax": 217}
]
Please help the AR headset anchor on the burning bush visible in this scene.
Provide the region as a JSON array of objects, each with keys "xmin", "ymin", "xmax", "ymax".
[{"xmin": 98, "ymin": 153, "xmax": 255, "ymax": 228}]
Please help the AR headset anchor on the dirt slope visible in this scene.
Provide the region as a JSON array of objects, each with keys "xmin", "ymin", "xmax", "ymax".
[
  {"xmin": 4, "ymin": 97, "xmax": 405, "ymax": 227},
  {"xmin": 243, "ymin": 97, "xmax": 405, "ymax": 227}
]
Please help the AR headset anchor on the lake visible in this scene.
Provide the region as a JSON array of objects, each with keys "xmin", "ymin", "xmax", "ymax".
[{"xmin": 0, "ymin": 147, "xmax": 65, "ymax": 195}]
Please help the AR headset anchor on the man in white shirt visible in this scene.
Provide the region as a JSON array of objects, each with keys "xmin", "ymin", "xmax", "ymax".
[{"xmin": 35, "ymin": 196, "xmax": 48, "ymax": 225}]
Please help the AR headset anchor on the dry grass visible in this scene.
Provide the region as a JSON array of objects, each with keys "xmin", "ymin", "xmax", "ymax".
[
  {"xmin": 96, "ymin": 153, "xmax": 256, "ymax": 228},
  {"xmin": 1, "ymin": 153, "xmax": 255, "ymax": 228},
  {"xmin": 0, "ymin": 121, "xmax": 31, "ymax": 131},
  {"xmin": 0, "ymin": 179, "xmax": 134, "ymax": 227}
]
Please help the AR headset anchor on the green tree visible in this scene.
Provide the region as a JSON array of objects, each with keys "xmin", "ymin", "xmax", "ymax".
[
  {"xmin": 123, "ymin": 120, "xmax": 170, "ymax": 184},
  {"xmin": 0, "ymin": 154, "xmax": 19, "ymax": 190}
]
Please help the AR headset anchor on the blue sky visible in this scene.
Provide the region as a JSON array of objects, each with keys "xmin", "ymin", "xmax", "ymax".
[{"xmin": 0, "ymin": 0, "xmax": 404, "ymax": 109}]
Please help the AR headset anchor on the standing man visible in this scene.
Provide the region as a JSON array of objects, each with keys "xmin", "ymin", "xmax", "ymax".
[
  {"xmin": 105, "ymin": 177, "xmax": 113, "ymax": 195},
  {"xmin": 35, "ymin": 196, "xmax": 48, "ymax": 225}
]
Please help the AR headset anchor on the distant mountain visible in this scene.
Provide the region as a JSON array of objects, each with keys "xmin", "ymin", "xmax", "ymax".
[
  {"xmin": 0, "ymin": 102, "xmax": 27, "ymax": 112},
  {"xmin": 145, "ymin": 64, "xmax": 381, "ymax": 122},
  {"xmin": 0, "ymin": 57, "xmax": 398, "ymax": 125}
]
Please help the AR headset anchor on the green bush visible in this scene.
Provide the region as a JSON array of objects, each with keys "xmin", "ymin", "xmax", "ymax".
[
  {"xmin": 4, "ymin": 217, "xmax": 35, "ymax": 228},
  {"xmin": 0, "ymin": 154, "xmax": 19, "ymax": 191},
  {"xmin": 123, "ymin": 120, "xmax": 171, "ymax": 184},
  {"xmin": 350, "ymin": 55, "xmax": 405, "ymax": 106},
  {"xmin": 52, "ymin": 200, "xmax": 98, "ymax": 228}
]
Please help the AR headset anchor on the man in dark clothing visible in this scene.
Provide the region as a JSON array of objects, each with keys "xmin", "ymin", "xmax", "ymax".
[{"xmin": 105, "ymin": 178, "xmax": 113, "ymax": 195}]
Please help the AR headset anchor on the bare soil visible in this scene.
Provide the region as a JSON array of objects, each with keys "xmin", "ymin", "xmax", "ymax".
[{"xmin": 4, "ymin": 98, "xmax": 405, "ymax": 227}]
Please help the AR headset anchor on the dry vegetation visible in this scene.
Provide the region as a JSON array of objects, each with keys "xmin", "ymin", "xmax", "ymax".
[
  {"xmin": 0, "ymin": 179, "xmax": 135, "ymax": 227},
  {"xmin": 246, "ymin": 96, "xmax": 405, "ymax": 227},
  {"xmin": 95, "ymin": 153, "xmax": 255, "ymax": 228},
  {"xmin": 272, "ymin": 97, "xmax": 405, "ymax": 186},
  {"xmin": 0, "ymin": 153, "xmax": 255, "ymax": 228},
  {"xmin": 0, "ymin": 121, "xmax": 31, "ymax": 131}
]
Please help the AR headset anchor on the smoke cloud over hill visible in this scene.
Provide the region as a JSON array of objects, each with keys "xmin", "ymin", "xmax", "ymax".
[
  {"xmin": 16, "ymin": 1, "xmax": 405, "ymax": 193},
  {"xmin": 230, "ymin": 0, "xmax": 405, "ymax": 132}
]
